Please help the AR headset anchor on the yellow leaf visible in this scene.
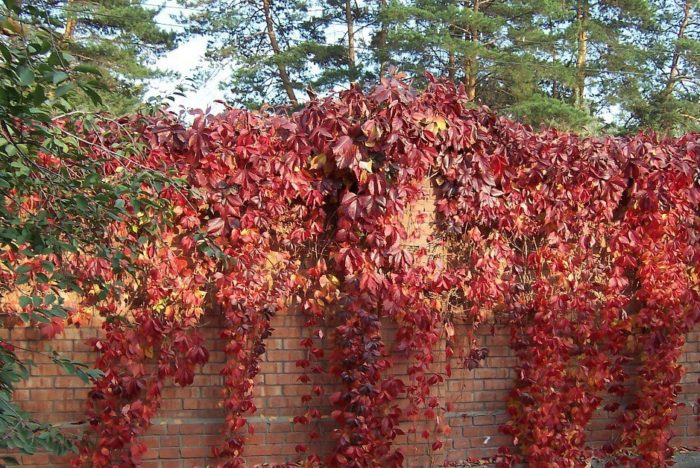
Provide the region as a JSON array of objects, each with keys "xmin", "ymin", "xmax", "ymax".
[
  {"xmin": 444, "ymin": 322, "xmax": 454, "ymax": 338},
  {"xmin": 310, "ymin": 153, "xmax": 327, "ymax": 170},
  {"xmin": 434, "ymin": 116, "xmax": 447, "ymax": 131},
  {"xmin": 425, "ymin": 116, "xmax": 448, "ymax": 133}
]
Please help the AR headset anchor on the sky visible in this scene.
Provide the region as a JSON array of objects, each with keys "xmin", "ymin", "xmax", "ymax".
[
  {"xmin": 145, "ymin": 1, "xmax": 620, "ymax": 123},
  {"xmin": 145, "ymin": 2, "xmax": 227, "ymax": 114},
  {"xmin": 145, "ymin": 1, "xmax": 351, "ymax": 115}
]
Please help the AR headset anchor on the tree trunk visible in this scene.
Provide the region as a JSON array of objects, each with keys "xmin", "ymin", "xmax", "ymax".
[
  {"xmin": 575, "ymin": 0, "xmax": 588, "ymax": 110},
  {"xmin": 663, "ymin": 0, "xmax": 691, "ymax": 99},
  {"xmin": 261, "ymin": 0, "xmax": 298, "ymax": 106},
  {"xmin": 64, "ymin": 0, "xmax": 77, "ymax": 40},
  {"xmin": 345, "ymin": 0, "xmax": 356, "ymax": 85},
  {"xmin": 376, "ymin": 0, "xmax": 388, "ymax": 78},
  {"xmin": 462, "ymin": 0, "xmax": 479, "ymax": 101},
  {"xmin": 448, "ymin": 6, "xmax": 458, "ymax": 83},
  {"xmin": 549, "ymin": 19, "xmax": 559, "ymax": 99}
]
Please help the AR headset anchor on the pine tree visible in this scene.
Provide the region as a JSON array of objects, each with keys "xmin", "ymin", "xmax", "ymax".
[
  {"xmin": 178, "ymin": 0, "xmax": 698, "ymax": 132},
  {"xmin": 379, "ymin": 0, "xmax": 508, "ymax": 99},
  {"xmin": 497, "ymin": 0, "xmax": 658, "ymax": 131},
  {"xmin": 36, "ymin": 0, "xmax": 177, "ymax": 113},
  {"xmin": 498, "ymin": 0, "xmax": 589, "ymax": 129},
  {"xmin": 376, "ymin": 1, "xmax": 594, "ymax": 128},
  {"xmin": 310, "ymin": 0, "xmax": 374, "ymax": 91},
  {"xmin": 181, "ymin": 0, "xmax": 341, "ymax": 108},
  {"xmin": 626, "ymin": 0, "xmax": 699, "ymax": 134}
]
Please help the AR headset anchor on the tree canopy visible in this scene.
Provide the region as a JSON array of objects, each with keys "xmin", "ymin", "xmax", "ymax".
[
  {"xmin": 37, "ymin": 0, "xmax": 176, "ymax": 113},
  {"xmin": 180, "ymin": 0, "xmax": 699, "ymax": 134},
  {"xmin": 0, "ymin": 0, "xmax": 175, "ymax": 457}
]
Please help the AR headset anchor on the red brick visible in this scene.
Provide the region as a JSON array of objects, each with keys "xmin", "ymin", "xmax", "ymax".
[
  {"xmin": 180, "ymin": 446, "xmax": 211, "ymax": 458},
  {"xmin": 161, "ymin": 460, "xmax": 184, "ymax": 468},
  {"xmin": 158, "ymin": 447, "xmax": 182, "ymax": 459},
  {"xmin": 2, "ymin": 306, "xmax": 698, "ymax": 467},
  {"xmin": 143, "ymin": 447, "xmax": 159, "ymax": 460}
]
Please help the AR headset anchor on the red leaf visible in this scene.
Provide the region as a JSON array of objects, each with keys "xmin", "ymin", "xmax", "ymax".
[
  {"xmin": 332, "ymin": 135, "xmax": 359, "ymax": 169},
  {"xmin": 206, "ymin": 217, "xmax": 225, "ymax": 236},
  {"xmin": 340, "ymin": 192, "xmax": 362, "ymax": 220}
]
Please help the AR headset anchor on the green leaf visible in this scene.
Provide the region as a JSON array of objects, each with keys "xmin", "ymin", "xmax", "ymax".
[
  {"xmin": 46, "ymin": 51, "xmax": 62, "ymax": 67},
  {"xmin": 74, "ymin": 195, "xmax": 88, "ymax": 211},
  {"xmin": 51, "ymin": 353, "xmax": 103, "ymax": 383},
  {"xmin": 81, "ymin": 85, "xmax": 103, "ymax": 105},
  {"xmin": 48, "ymin": 305, "xmax": 68, "ymax": 318},
  {"xmin": 73, "ymin": 64, "xmax": 101, "ymax": 75},
  {"xmin": 35, "ymin": 273, "xmax": 49, "ymax": 284},
  {"xmin": 3, "ymin": 0, "xmax": 19, "ymax": 13},
  {"xmin": 52, "ymin": 71, "xmax": 69, "ymax": 84},
  {"xmin": 0, "ymin": 42, "xmax": 13, "ymax": 62},
  {"xmin": 33, "ymin": 313, "xmax": 50, "ymax": 324},
  {"xmin": 55, "ymin": 83, "xmax": 74, "ymax": 97},
  {"xmin": 17, "ymin": 66, "xmax": 34, "ymax": 86}
]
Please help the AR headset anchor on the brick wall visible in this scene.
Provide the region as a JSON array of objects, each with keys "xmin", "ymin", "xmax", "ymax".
[
  {"xmin": 2, "ymin": 314, "xmax": 699, "ymax": 467},
  {"xmin": 3, "ymin": 184, "xmax": 700, "ymax": 467}
]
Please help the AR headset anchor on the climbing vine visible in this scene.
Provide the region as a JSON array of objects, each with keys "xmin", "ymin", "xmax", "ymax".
[{"xmin": 2, "ymin": 75, "xmax": 699, "ymax": 467}]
